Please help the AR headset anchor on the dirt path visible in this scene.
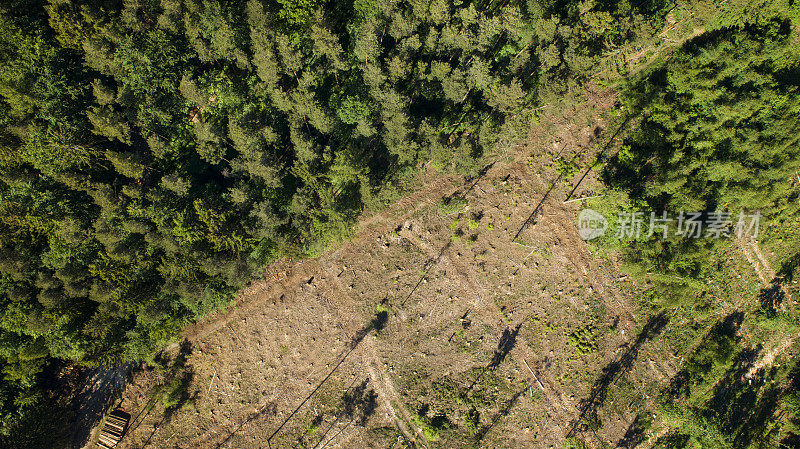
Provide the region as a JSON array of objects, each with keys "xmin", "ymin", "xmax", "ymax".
[
  {"xmin": 734, "ymin": 234, "xmax": 796, "ymax": 380},
  {"xmin": 311, "ymin": 234, "xmax": 430, "ymax": 448},
  {"xmin": 738, "ymin": 237, "xmax": 774, "ymax": 286},
  {"xmin": 747, "ymin": 337, "xmax": 795, "ymax": 379},
  {"xmin": 361, "ymin": 337, "xmax": 427, "ymax": 448}
]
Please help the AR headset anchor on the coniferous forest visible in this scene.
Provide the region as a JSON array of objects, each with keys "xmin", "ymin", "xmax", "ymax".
[{"xmin": 0, "ymin": 0, "xmax": 799, "ymax": 446}]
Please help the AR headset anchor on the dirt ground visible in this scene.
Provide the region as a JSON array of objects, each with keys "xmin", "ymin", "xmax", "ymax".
[
  {"xmin": 89, "ymin": 87, "xmax": 688, "ymax": 449},
  {"xmin": 64, "ymin": 13, "xmax": 794, "ymax": 448}
]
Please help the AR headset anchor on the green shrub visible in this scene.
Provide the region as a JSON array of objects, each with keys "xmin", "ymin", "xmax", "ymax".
[
  {"xmin": 568, "ymin": 325, "xmax": 598, "ymax": 356},
  {"xmin": 438, "ymin": 197, "xmax": 467, "ymax": 216}
]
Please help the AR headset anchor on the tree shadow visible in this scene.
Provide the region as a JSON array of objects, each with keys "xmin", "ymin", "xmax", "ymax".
[
  {"xmin": 615, "ymin": 413, "xmax": 651, "ymax": 448},
  {"xmin": 758, "ymin": 281, "xmax": 784, "ymax": 314},
  {"xmin": 662, "ymin": 311, "xmax": 744, "ymax": 402},
  {"xmin": 474, "ymin": 388, "xmax": 526, "ymax": 442},
  {"xmin": 564, "ymin": 115, "xmax": 632, "ymax": 203},
  {"xmin": 161, "ymin": 371, "xmax": 196, "ymax": 422},
  {"xmin": 264, "ymin": 311, "xmax": 387, "ymax": 448},
  {"xmin": 212, "ymin": 400, "xmax": 278, "ymax": 449},
  {"xmin": 781, "ymin": 358, "xmax": 800, "ymax": 447},
  {"xmin": 0, "ymin": 359, "xmax": 120, "ymax": 449},
  {"xmin": 706, "ymin": 346, "xmax": 760, "ymax": 417},
  {"xmin": 445, "ymin": 159, "xmax": 496, "ymax": 204},
  {"xmin": 68, "ymin": 362, "xmax": 134, "ymax": 449},
  {"xmin": 489, "ymin": 324, "xmax": 521, "ymax": 369},
  {"xmin": 777, "ymin": 251, "xmax": 800, "ymax": 282},
  {"xmin": 512, "ymin": 173, "xmax": 562, "ymax": 242},
  {"xmin": 345, "ymin": 379, "xmax": 379, "ymax": 426},
  {"xmin": 467, "ymin": 324, "xmax": 521, "ymax": 392},
  {"xmin": 652, "ymin": 432, "xmax": 690, "ymax": 448},
  {"xmin": 348, "ymin": 309, "xmax": 388, "ymax": 349},
  {"xmin": 140, "ymin": 340, "xmax": 196, "ymax": 447},
  {"xmin": 338, "ymin": 378, "xmax": 380, "ymax": 429},
  {"xmin": 732, "ymin": 380, "xmax": 781, "ymax": 448},
  {"xmin": 400, "ymin": 240, "xmax": 451, "ymax": 307},
  {"xmin": 662, "ymin": 369, "xmax": 690, "ymax": 402},
  {"xmin": 306, "ymin": 378, "xmax": 378, "ymax": 449},
  {"xmin": 157, "ymin": 340, "xmax": 196, "ymax": 422},
  {"xmin": 656, "ymin": 311, "xmax": 783, "ymax": 445},
  {"xmin": 704, "ymin": 345, "xmax": 780, "ymax": 448},
  {"xmin": 568, "ymin": 311, "xmax": 669, "ymax": 437}
]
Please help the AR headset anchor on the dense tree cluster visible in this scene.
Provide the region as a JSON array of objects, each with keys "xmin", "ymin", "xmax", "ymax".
[
  {"xmin": 0, "ymin": 0, "xmax": 671, "ymax": 433},
  {"xmin": 605, "ymin": 11, "xmax": 800, "ymax": 278},
  {"xmin": 609, "ymin": 16, "xmax": 800, "ymax": 212},
  {"xmin": 599, "ymin": 4, "xmax": 800, "ymax": 446}
]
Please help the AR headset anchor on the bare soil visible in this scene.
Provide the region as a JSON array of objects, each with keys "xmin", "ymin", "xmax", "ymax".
[
  {"xmin": 70, "ymin": 16, "xmax": 798, "ymax": 448},
  {"xmin": 94, "ymin": 86, "xmax": 689, "ymax": 449}
]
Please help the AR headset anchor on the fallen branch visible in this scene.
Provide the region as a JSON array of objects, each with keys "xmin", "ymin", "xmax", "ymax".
[
  {"xmin": 523, "ymin": 359, "xmax": 545, "ymax": 391},
  {"xmin": 563, "ymin": 194, "xmax": 604, "ymax": 204},
  {"xmin": 228, "ymin": 324, "xmax": 245, "ymax": 345},
  {"xmin": 207, "ymin": 368, "xmax": 218, "ymax": 394}
]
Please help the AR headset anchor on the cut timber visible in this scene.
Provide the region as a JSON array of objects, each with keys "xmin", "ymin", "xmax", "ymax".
[{"xmin": 96, "ymin": 409, "xmax": 130, "ymax": 448}]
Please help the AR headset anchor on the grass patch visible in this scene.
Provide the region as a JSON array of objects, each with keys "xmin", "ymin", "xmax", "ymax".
[{"xmin": 438, "ymin": 197, "xmax": 467, "ymax": 216}]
